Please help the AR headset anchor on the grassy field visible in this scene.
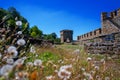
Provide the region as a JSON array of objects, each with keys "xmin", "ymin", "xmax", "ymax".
[{"xmin": 1, "ymin": 44, "xmax": 120, "ymax": 80}]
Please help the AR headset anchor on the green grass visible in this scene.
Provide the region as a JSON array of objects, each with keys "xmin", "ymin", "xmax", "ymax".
[{"xmin": 1, "ymin": 44, "xmax": 120, "ymax": 80}]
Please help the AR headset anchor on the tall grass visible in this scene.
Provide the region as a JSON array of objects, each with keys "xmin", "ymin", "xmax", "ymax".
[{"xmin": 1, "ymin": 44, "xmax": 120, "ymax": 80}]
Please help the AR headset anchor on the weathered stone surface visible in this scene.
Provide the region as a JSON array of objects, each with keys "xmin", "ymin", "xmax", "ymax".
[
  {"xmin": 77, "ymin": 8, "xmax": 120, "ymax": 55},
  {"xmin": 60, "ymin": 30, "xmax": 73, "ymax": 43}
]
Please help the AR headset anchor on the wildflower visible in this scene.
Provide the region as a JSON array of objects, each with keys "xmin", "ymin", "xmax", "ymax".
[
  {"xmin": 87, "ymin": 57, "xmax": 92, "ymax": 61},
  {"xmin": 27, "ymin": 62, "xmax": 33, "ymax": 67},
  {"xmin": 2, "ymin": 56, "xmax": 8, "ymax": 62},
  {"xmin": 34, "ymin": 59, "xmax": 42, "ymax": 66},
  {"xmin": 7, "ymin": 46, "xmax": 18, "ymax": 58},
  {"xmin": 30, "ymin": 46, "xmax": 36, "ymax": 53},
  {"xmin": 17, "ymin": 31, "xmax": 22, "ymax": 35},
  {"xmin": 105, "ymin": 77, "xmax": 110, "ymax": 80},
  {"xmin": 15, "ymin": 72, "xmax": 23, "ymax": 80},
  {"xmin": 6, "ymin": 58, "xmax": 14, "ymax": 65},
  {"xmin": 94, "ymin": 66, "xmax": 99, "ymax": 70},
  {"xmin": 53, "ymin": 64, "xmax": 57, "ymax": 69},
  {"xmin": 83, "ymin": 72, "xmax": 93, "ymax": 80},
  {"xmin": 100, "ymin": 59, "xmax": 105, "ymax": 62},
  {"xmin": 46, "ymin": 75, "xmax": 55, "ymax": 80},
  {"xmin": 60, "ymin": 64, "xmax": 72, "ymax": 71},
  {"xmin": 81, "ymin": 68, "xmax": 85, "ymax": 71},
  {"xmin": 58, "ymin": 59, "xmax": 63, "ymax": 63},
  {"xmin": 73, "ymin": 49, "xmax": 80, "ymax": 54},
  {"xmin": 58, "ymin": 65, "xmax": 72, "ymax": 80},
  {"xmin": 14, "ymin": 57, "xmax": 26, "ymax": 67},
  {"xmin": 17, "ymin": 39, "xmax": 26, "ymax": 46},
  {"xmin": 96, "ymin": 75, "xmax": 101, "ymax": 80},
  {"xmin": 0, "ymin": 64, "xmax": 13, "ymax": 76},
  {"xmin": 90, "ymin": 71, "xmax": 96, "ymax": 76},
  {"xmin": 7, "ymin": 46, "xmax": 17, "ymax": 52},
  {"xmin": 35, "ymin": 54, "xmax": 38, "ymax": 57},
  {"xmin": 47, "ymin": 60, "xmax": 53, "ymax": 65},
  {"xmin": 58, "ymin": 69, "xmax": 71, "ymax": 80},
  {"xmin": 0, "ymin": 53, "xmax": 2, "ymax": 59},
  {"xmin": 15, "ymin": 17, "xmax": 18, "ymax": 20},
  {"xmin": 16, "ymin": 21, "xmax": 22, "ymax": 26},
  {"xmin": 54, "ymin": 70, "xmax": 58, "ymax": 73},
  {"xmin": 107, "ymin": 57, "xmax": 112, "ymax": 60}
]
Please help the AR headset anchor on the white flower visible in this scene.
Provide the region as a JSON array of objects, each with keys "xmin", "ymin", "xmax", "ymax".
[
  {"xmin": 17, "ymin": 39, "xmax": 26, "ymax": 46},
  {"xmin": 15, "ymin": 17, "xmax": 18, "ymax": 20},
  {"xmin": 94, "ymin": 66, "xmax": 99, "ymax": 70},
  {"xmin": 83, "ymin": 72, "xmax": 93, "ymax": 80},
  {"xmin": 58, "ymin": 65, "xmax": 72, "ymax": 80},
  {"xmin": 7, "ymin": 46, "xmax": 17, "ymax": 53},
  {"xmin": 100, "ymin": 59, "xmax": 105, "ymax": 62},
  {"xmin": 16, "ymin": 21, "xmax": 22, "ymax": 26},
  {"xmin": 46, "ymin": 75, "xmax": 55, "ymax": 80},
  {"xmin": 2, "ymin": 56, "xmax": 8, "ymax": 62},
  {"xmin": 87, "ymin": 57, "xmax": 92, "ymax": 61},
  {"xmin": 10, "ymin": 50, "xmax": 18, "ymax": 58},
  {"xmin": 105, "ymin": 77, "xmax": 110, "ymax": 80},
  {"xmin": 0, "ymin": 64, "xmax": 13, "ymax": 76},
  {"xmin": 30, "ymin": 46, "xmax": 36, "ymax": 53},
  {"xmin": 60, "ymin": 64, "xmax": 72, "ymax": 71},
  {"xmin": 14, "ymin": 57, "xmax": 26, "ymax": 66},
  {"xmin": 17, "ymin": 31, "xmax": 22, "ymax": 35},
  {"xmin": 0, "ymin": 53, "xmax": 2, "ymax": 59},
  {"xmin": 58, "ymin": 69, "xmax": 71, "ymax": 80},
  {"xmin": 6, "ymin": 58, "xmax": 14, "ymax": 64},
  {"xmin": 7, "ymin": 46, "xmax": 18, "ymax": 58},
  {"xmin": 73, "ymin": 49, "xmax": 80, "ymax": 54},
  {"xmin": 34, "ymin": 59, "xmax": 42, "ymax": 66},
  {"xmin": 27, "ymin": 62, "xmax": 33, "ymax": 67},
  {"xmin": 81, "ymin": 68, "xmax": 85, "ymax": 71}
]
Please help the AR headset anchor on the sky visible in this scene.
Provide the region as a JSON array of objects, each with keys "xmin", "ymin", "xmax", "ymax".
[{"xmin": 0, "ymin": 0, "xmax": 120, "ymax": 40}]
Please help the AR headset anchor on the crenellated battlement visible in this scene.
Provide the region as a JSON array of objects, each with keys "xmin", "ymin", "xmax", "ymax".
[
  {"xmin": 101, "ymin": 8, "xmax": 120, "ymax": 20},
  {"xmin": 77, "ymin": 28, "xmax": 102, "ymax": 41}
]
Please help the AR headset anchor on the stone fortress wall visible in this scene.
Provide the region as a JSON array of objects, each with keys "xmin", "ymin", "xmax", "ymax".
[
  {"xmin": 77, "ymin": 8, "xmax": 120, "ymax": 55},
  {"xmin": 77, "ymin": 8, "xmax": 120, "ymax": 42}
]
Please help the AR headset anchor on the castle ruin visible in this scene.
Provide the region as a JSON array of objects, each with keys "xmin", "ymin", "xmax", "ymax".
[
  {"xmin": 77, "ymin": 8, "xmax": 120, "ymax": 43},
  {"xmin": 77, "ymin": 8, "xmax": 120, "ymax": 55},
  {"xmin": 60, "ymin": 30, "xmax": 73, "ymax": 43}
]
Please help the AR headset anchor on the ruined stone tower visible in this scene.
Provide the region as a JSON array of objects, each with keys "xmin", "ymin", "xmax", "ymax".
[
  {"xmin": 101, "ymin": 9, "xmax": 120, "ymax": 35},
  {"xmin": 60, "ymin": 30, "xmax": 73, "ymax": 43},
  {"xmin": 77, "ymin": 8, "xmax": 120, "ymax": 42}
]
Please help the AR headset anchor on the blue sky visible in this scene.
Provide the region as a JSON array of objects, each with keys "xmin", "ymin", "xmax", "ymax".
[{"xmin": 0, "ymin": 0, "xmax": 120, "ymax": 40}]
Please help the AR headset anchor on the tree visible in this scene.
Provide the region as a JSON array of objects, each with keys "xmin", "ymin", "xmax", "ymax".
[
  {"xmin": 0, "ymin": 8, "xmax": 7, "ymax": 22},
  {"xmin": 8, "ymin": 7, "xmax": 20, "ymax": 19},
  {"xmin": 30, "ymin": 25, "xmax": 43, "ymax": 38},
  {"xmin": 51, "ymin": 32, "xmax": 57, "ymax": 39}
]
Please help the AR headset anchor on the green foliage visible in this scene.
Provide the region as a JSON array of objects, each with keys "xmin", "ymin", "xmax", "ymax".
[
  {"xmin": 38, "ymin": 52, "xmax": 60, "ymax": 62},
  {"xmin": 0, "ymin": 7, "xmax": 30, "ymax": 34},
  {"xmin": 51, "ymin": 32, "xmax": 57, "ymax": 39},
  {"xmin": 54, "ymin": 38, "xmax": 61, "ymax": 43},
  {"xmin": 43, "ymin": 33, "xmax": 60, "ymax": 43},
  {"xmin": 7, "ymin": 19, "xmax": 15, "ymax": 29},
  {"xmin": 43, "ymin": 34, "xmax": 54, "ymax": 40},
  {"xmin": 22, "ymin": 22, "xmax": 30, "ymax": 34},
  {"xmin": 30, "ymin": 25, "xmax": 43, "ymax": 38},
  {"xmin": 31, "ymin": 32, "xmax": 37, "ymax": 38},
  {"xmin": 0, "ymin": 8, "xmax": 8, "ymax": 21},
  {"xmin": 8, "ymin": 7, "xmax": 20, "ymax": 19}
]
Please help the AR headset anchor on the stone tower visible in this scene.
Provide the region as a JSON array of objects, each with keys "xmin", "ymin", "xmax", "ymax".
[
  {"xmin": 101, "ymin": 8, "xmax": 120, "ymax": 35},
  {"xmin": 60, "ymin": 30, "xmax": 73, "ymax": 43}
]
